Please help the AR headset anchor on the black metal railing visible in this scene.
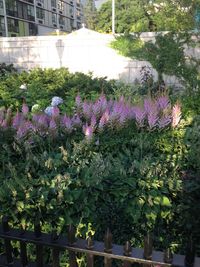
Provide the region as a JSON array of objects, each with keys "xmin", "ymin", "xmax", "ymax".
[{"xmin": 0, "ymin": 217, "xmax": 199, "ymax": 267}]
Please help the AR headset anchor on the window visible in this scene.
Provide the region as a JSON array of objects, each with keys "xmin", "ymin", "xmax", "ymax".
[
  {"xmin": 58, "ymin": 1, "xmax": 64, "ymax": 11},
  {"xmin": 59, "ymin": 15, "xmax": 64, "ymax": 25},
  {"xmin": 0, "ymin": 0, "xmax": 3, "ymax": 9},
  {"xmin": 27, "ymin": 5, "xmax": 35, "ymax": 21},
  {"xmin": 6, "ymin": 0, "xmax": 17, "ymax": 17},
  {"xmin": 7, "ymin": 18, "xmax": 19, "ymax": 33},
  {"xmin": 51, "ymin": 0, "xmax": 56, "ymax": 8},
  {"xmin": 36, "ymin": 7, "xmax": 45, "ymax": 19},
  {"xmin": 52, "ymin": 13, "xmax": 56, "ymax": 24},
  {"xmin": 29, "ymin": 22, "xmax": 37, "ymax": 35}
]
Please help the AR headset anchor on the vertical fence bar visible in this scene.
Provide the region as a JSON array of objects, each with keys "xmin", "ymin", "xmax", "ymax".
[
  {"xmin": 51, "ymin": 230, "xmax": 60, "ymax": 267},
  {"xmin": 68, "ymin": 225, "xmax": 78, "ymax": 267},
  {"xmin": 52, "ymin": 249, "xmax": 60, "ymax": 267},
  {"xmin": 20, "ymin": 241, "xmax": 28, "ymax": 267},
  {"xmin": 122, "ymin": 241, "xmax": 132, "ymax": 267},
  {"xmin": 34, "ymin": 222, "xmax": 43, "ymax": 267},
  {"xmin": 143, "ymin": 233, "xmax": 153, "ymax": 267},
  {"xmin": 185, "ymin": 236, "xmax": 195, "ymax": 267},
  {"xmin": 104, "ymin": 229, "xmax": 112, "ymax": 267},
  {"xmin": 2, "ymin": 217, "xmax": 13, "ymax": 266},
  {"xmin": 86, "ymin": 234, "xmax": 94, "ymax": 267},
  {"xmin": 163, "ymin": 248, "xmax": 173, "ymax": 264}
]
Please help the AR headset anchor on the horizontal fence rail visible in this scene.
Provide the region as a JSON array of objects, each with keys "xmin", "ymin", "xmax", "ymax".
[{"xmin": 0, "ymin": 217, "xmax": 199, "ymax": 267}]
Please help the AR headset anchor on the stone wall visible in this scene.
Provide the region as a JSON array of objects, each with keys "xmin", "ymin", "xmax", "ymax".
[{"xmin": 0, "ymin": 28, "xmax": 199, "ymax": 86}]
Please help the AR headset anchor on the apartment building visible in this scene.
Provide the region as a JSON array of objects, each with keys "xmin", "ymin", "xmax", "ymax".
[{"xmin": 0, "ymin": 0, "xmax": 83, "ymax": 37}]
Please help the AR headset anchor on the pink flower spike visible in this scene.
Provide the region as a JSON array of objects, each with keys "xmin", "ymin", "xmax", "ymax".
[
  {"xmin": 52, "ymin": 106, "xmax": 60, "ymax": 117},
  {"xmin": 147, "ymin": 112, "xmax": 158, "ymax": 130},
  {"xmin": 156, "ymin": 95, "xmax": 170, "ymax": 111},
  {"xmin": 49, "ymin": 118, "xmax": 57, "ymax": 130},
  {"xmin": 22, "ymin": 103, "xmax": 29, "ymax": 115},
  {"xmin": 172, "ymin": 103, "xmax": 181, "ymax": 128},
  {"xmin": 75, "ymin": 94, "xmax": 82, "ymax": 108},
  {"xmin": 83, "ymin": 123, "xmax": 93, "ymax": 140},
  {"xmin": 91, "ymin": 115, "xmax": 97, "ymax": 128}
]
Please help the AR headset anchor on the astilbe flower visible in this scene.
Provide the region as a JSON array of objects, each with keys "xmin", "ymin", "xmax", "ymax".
[
  {"xmin": 144, "ymin": 99, "xmax": 156, "ymax": 115},
  {"xmin": 83, "ymin": 123, "xmax": 93, "ymax": 141},
  {"xmin": 158, "ymin": 115, "xmax": 171, "ymax": 129},
  {"xmin": 61, "ymin": 115, "xmax": 72, "ymax": 133},
  {"xmin": 12, "ymin": 112, "xmax": 24, "ymax": 129},
  {"xmin": 52, "ymin": 106, "xmax": 60, "ymax": 118},
  {"xmin": 147, "ymin": 112, "xmax": 159, "ymax": 130},
  {"xmin": 133, "ymin": 107, "xmax": 145, "ymax": 127},
  {"xmin": 156, "ymin": 96, "xmax": 170, "ymax": 111},
  {"xmin": 16, "ymin": 121, "xmax": 33, "ymax": 139},
  {"xmin": 91, "ymin": 115, "xmax": 97, "ymax": 128},
  {"xmin": 98, "ymin": 109, "xmax": 109, "ymax": 131},
  {"xmin": 75, "ymin": 94, "xmax": 82, "ymax": 110},
  {"xmin": 49, "ymin": 118, "xmax": 57, "ymax": 130},
  {"xmin": 82, "ymin": 101, "xmax": 92, "ymax": 119},
  {"xmin": 22, "ymin": 103, "xmax": 29, "ymax": 115},
  {"xmin": 172, "ymin": 103, "xmax": 181, "ymax": 128},
  {"xmin": 72, "ymin": 115, "xmax": 82, "ymax": 128}
]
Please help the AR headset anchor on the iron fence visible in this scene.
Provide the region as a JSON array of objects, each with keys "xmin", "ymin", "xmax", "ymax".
[{"xmin": 0, "ymin": 217, "xmax": 199, "ymax": 267}]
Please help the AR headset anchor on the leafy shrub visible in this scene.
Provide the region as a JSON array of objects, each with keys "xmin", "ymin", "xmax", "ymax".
[
  {"xmin": 0, "ymin": 63, "xmax": 17, "ymax": 78},
  {"xmin": 111, "ymin": 32, "xmax": 200, "ymax": 92},
  {"xmin": 0, "ymin": 94, "xmax": 188, "ymax": 255},
  {"xmin": 0, "ymin": 68, "xmax": 123, "ymax": 111}
]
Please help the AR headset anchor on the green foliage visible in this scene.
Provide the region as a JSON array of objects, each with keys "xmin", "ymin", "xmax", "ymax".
[
  {"xmin": 0, "ymin": 107, "xmax": 193, "ymax": 254},
  {"xmin": 95, "ymin": 0, "xmax": 200, "ymax": 33},
  {"xmin": 111, "ymin": 32, "xmax": 200, "ymax": 90},
  {"xmin": 0, "ymin": 68, "xmax": 119, "ymax": 111},
  {"xmin": 83, "ymin": 0, "xmax": 98, "ymax": 30},
  {"xmin": 0, "ymin": 63, "xmax": 17, "ymax": 79}
]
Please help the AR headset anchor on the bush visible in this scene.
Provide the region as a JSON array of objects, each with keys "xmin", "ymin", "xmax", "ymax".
[
  {"xmin": 0, "ymin": 94, "xmax": 189, "ymax": 255},
  {"xmin": 0, "ymin": 68, "xmax": 134, "ymax": 112},
  {"xmin": 0, "ymin": 63, "xmax": 17, "ymax": 78}
]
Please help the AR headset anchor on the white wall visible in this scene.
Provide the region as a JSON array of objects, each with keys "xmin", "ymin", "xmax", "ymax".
[{"xmin": 0, "ymin": 28, "xmax": 199, "ymax": 87}]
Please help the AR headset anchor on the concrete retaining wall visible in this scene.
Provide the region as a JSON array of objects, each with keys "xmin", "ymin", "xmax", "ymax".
[{"xmin": 0, "ymin": 28, "xmax": 199, "ymax": 87}]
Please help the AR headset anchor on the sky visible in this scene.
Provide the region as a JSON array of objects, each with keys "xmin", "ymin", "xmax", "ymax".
[
  {"xmin": 95, "ymin": 0, "xmax": 108, "ymax": 9},
  {"xmin": 81, "ymin": 0, "xmax": 108, "ymax": 9}
]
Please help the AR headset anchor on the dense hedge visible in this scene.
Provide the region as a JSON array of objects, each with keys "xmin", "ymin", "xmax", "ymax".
[{"xmin": 0, "ymin": 67, "xmax": 199, "ymax": 259}]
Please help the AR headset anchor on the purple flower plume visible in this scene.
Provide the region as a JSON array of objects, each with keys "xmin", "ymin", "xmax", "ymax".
[
  {"xmin": 133, "ymin": 107, "xmax": 145, "ymax": 127},
  {"xmin": 158, "ymin": 115, "xmax": 171, "ymax": 129},
  {"xmin": 156, "ymin": 96, "xmax": 170, "ymax": 111},
  {"xmin": 147, "ymin": 112, "xmax": 158, "ymax": 129},
  {"xmin": 22, "ymin": 103, "xmax": 29, "ymax": 115},
  {"xmin": 75, "ymin": 94, "xmax": 82, "ymax": 109},
  {"xmin": 62, "ymin": 115, "xmax": 72, "ymax": 132},
  {"xmin": 83, "ymin": 123, "xmax": 93, "ymax": 140},
  {"xmin": 12, "ymin": 112, "xmax": 24, "ymax": 129}
]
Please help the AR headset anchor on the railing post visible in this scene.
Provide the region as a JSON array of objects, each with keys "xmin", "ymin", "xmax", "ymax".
[
  {"xmin": 34, "ymin": 221, "xmax": 43, "ymax": 267},
  {"xmin": 51, "ymin": 230, "xmax": 60, "ymax": 267},
  {"xmin": 185, "ymin": 236, "xmax": 195, "ymax": 267},
  {"xmin": 123, "ymin": 241, "xmax": 132, "ymax": 267},
  {"xmin": 86, "ymin": 234, "xmax": 94, "ymax": 267},
  {"xmin": 20, "ymin": 240, "xmax": 28, "ymax": 267},
  {"xmin": 68, "ymin": 225, "xmax": 78, "ymax": 267},
  {"xmin": 143, "ymin": 232, "xmax": 153, "ymax": 267},
  {"xmin": 104, "ymin": 228, "xmax": 112, "ymax": 267},
  {"xmin": 2, "ymin": 216, "xmax": 13, "ymax": 266},
  {"xmin": 164, "ymin": 248, "xmax": 173, "ymax": 264}
]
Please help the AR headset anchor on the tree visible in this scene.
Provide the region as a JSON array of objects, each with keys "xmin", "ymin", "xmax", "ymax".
[
  {"xmin": 83, "ymin": 0, "xmax": 98, "ymax": 30},
  {"xmin": 95, "ymin": 0, "xmax": 200, "ymax": 33}
]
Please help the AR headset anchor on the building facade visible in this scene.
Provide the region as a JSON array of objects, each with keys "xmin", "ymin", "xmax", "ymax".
[{"xmin": 0, "ymin": 0, "xmax": 83, "ymax": 37}]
